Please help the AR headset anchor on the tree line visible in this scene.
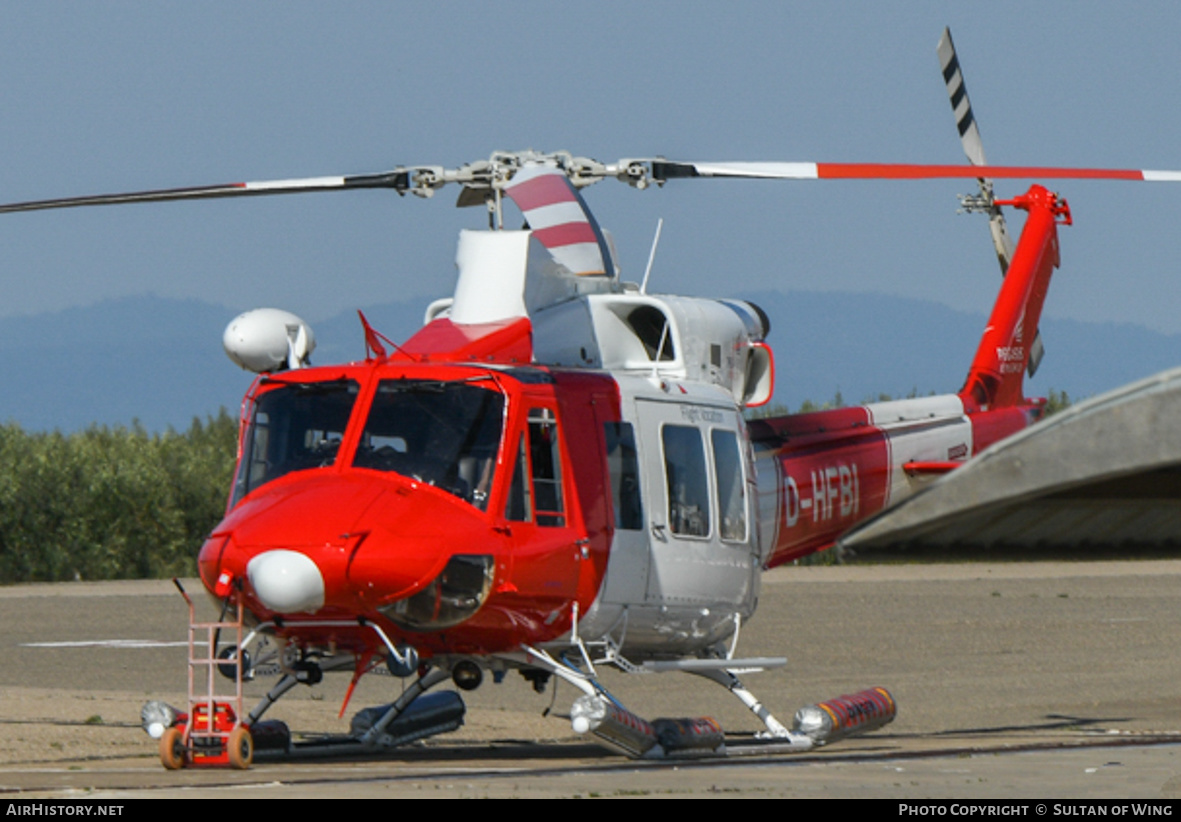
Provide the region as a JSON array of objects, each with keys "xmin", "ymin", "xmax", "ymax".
[{"xmin": 0, "ymin": 412, "xmax": 238, "ymax": 584}]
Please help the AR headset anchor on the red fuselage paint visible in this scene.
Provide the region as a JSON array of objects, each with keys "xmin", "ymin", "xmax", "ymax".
[{"xmin": 199, "ymin": 359, "xmax": 620, "ymax": 660}]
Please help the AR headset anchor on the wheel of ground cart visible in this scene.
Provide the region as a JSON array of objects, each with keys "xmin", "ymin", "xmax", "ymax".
[
  {"xmin": 227, "ymin": 725, "xmax": 253, "ymax": 769},
  {"xmin": 159, "ymin": 727, "xmax": 186, "ymax": 770}
]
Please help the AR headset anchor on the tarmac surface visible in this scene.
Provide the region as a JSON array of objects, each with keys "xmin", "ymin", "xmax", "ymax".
[{"xmin": 1, "ymin": 561, "xmax": 1180, "ymax": 799}]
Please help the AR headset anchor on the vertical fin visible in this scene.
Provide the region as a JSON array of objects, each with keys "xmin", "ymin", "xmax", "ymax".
[{"xmin": 959, "ymin": 186, "xmax": 1069, "ymax": 409}]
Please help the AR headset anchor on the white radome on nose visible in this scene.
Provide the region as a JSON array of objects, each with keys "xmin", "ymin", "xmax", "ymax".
[{"xmin": 247, "ymin": 550, "xmax": 325, "ymax": 613}]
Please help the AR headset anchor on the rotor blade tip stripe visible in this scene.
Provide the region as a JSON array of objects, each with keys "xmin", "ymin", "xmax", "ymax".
[
  {"xmin": 243, "ymin": 176, "xmax": 347, "ymax": 192},
  {"xmin": 941, "ymin": 53, "xmax": 960, "ymax": 84},
  {"xmin": 948, "ymin": 79, "xmax": 967, "ymax": 109},
  {"xmin": 815, "ymin": 163, "xmax": 1149, "ymax": 181}
]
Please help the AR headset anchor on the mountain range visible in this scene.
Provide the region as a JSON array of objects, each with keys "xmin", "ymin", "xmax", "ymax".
[{"xmin": 1, "ymin": 292, "xmax": 1176, "ymax": 432}]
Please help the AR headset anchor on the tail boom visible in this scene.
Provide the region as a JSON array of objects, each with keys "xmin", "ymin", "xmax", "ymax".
[{"xmin": 753, "ymin": 185, "xmax": 1066, "ymax": 565}]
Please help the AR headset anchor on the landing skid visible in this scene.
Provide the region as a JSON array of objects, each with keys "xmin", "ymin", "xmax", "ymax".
[
  {"xmin": 515, "ymin": 614, "xmax": 898, "ymax": 759},
  {"xmin": 521, "ymin": 644, "xmax": 815, "ymax": 757},
  {"xmin": 147, "ymin": 647, "xmax": 892, "ymax": 764},
  {"xmin": 144, "ymin": 585, "xmax": 892, "ymax": 766}
]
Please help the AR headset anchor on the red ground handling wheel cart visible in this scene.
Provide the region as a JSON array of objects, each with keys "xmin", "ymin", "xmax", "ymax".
[{"xmin": 159, "ymin": 579, "xmax": 253, "ymax": 769}]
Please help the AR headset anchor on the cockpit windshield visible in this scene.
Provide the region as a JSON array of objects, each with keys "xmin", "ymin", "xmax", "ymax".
[
  {"xmin": 232, "ymin": 379, "xmax": 360, "ymax": 505},
  {"xmin": 353, "ymin": 378, "xmax": 505, "ymax": 511}
]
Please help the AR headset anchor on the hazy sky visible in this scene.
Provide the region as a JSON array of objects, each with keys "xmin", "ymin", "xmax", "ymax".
[{"xmin": 2, "ymin": 1, "xmax": 1180, "ymax": 338}]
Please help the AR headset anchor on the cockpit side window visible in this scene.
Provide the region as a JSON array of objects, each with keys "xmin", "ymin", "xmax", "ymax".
[
  {"xmin": 528, "ymin": 408, "xmax": 565, "ymax": 527},
  {"xmin": 505, "ymin": 432, "xmax": 532, "ymax": 523},
  {"xmin": 232, "ymin": 379, "xmax": 359, "ymax": 505},
  {"xmin": 504, "ymin": 407, "xmax": 566, "ymax": 527},
  {"xmin": 353, "ymin": 378, "xmax": 504, "ymax": 511}
]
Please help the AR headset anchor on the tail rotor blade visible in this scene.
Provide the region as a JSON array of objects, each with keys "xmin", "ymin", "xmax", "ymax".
[
  {"xmin": 938, "ymin": 26, "xmax": 1042, "ymax": 376},
  {"xmin": 937, "ymin": 27, "xmax": 987, "ymax": 166},
  {"xmin": 937, "ymin": 27, "xmax": 1014, "ymax": 269}
]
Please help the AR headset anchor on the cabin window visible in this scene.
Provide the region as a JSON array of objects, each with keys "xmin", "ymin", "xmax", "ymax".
[
  {"xmin": 604, "ymin": 422, "xmax": 643, "ymax": 530},
  {"xmin": 353, "ymin": 378, "xmax": 504, "ymax": 510},
  {"xmin": 661, "ymin": 424, "xmax": 710, "ymax": 537},
  {"xmin": 232, "ymin": 379, "xmax": 359, "ymax": 505},
  {"xmin": 504, "ymin": 408, "xmax": 566, "ymax": 527},
  {"xmin": 711, "ymin": 429, "xmax": 747, "ymax": 542}
]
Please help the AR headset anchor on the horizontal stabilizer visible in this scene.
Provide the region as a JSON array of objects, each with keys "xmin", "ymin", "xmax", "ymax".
[{"xmin": 903, "ymin": 461, "xmax": 961, "ymax": 477}]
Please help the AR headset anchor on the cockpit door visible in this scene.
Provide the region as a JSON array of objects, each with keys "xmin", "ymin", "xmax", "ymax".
[{"xmin": 500, "ymin": 405, "xmax": 581, "ymax": 609}]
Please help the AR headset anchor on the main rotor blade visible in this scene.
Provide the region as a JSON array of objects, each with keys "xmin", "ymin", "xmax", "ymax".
[
  {"xmin": 504, "ymin": 164, "xmax": 614, "ymax": 277},
  {"xmin": 8, "ymin": 154, "xmax": 1180, "ymax": 217},
  {"xmin": 650, "ymin": 160, "xmax": 1181, "ymax": 182},
  {"xmin": 0, "ymin": 171, "xmax": 410, "ymax": 214}
]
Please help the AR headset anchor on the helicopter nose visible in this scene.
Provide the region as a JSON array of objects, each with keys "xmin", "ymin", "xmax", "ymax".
[
  {"xmin": 200, "ymin": 472, "xmax": 498, "ymax": 618},
  {"xmin": 247, "ymin": 549, "xmax": 326, "ymax": 614}
]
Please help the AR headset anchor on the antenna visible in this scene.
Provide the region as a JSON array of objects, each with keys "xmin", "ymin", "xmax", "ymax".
[
  {"xmin": 651, "ymin": 316, "xmax": 671, "ymax": 383},
  {"xmin": 639, "ymin": 218, "xmax": 664, "ymax": 294}
]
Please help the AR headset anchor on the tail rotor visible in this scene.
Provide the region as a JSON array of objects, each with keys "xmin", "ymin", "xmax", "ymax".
[{"xmin": 937, "ymin": 27, "xmax": 1044, "ymax": 377}]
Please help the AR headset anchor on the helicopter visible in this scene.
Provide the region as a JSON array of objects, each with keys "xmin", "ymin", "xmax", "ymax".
[{"xmin": 4, "ymin": 32, "xmax": 1180, "ymax": 768}]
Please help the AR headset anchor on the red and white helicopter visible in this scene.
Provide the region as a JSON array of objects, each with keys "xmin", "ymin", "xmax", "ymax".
[{"xmin": 4, "ymin": 31, "xmax": 1178, "ymax": 766}]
